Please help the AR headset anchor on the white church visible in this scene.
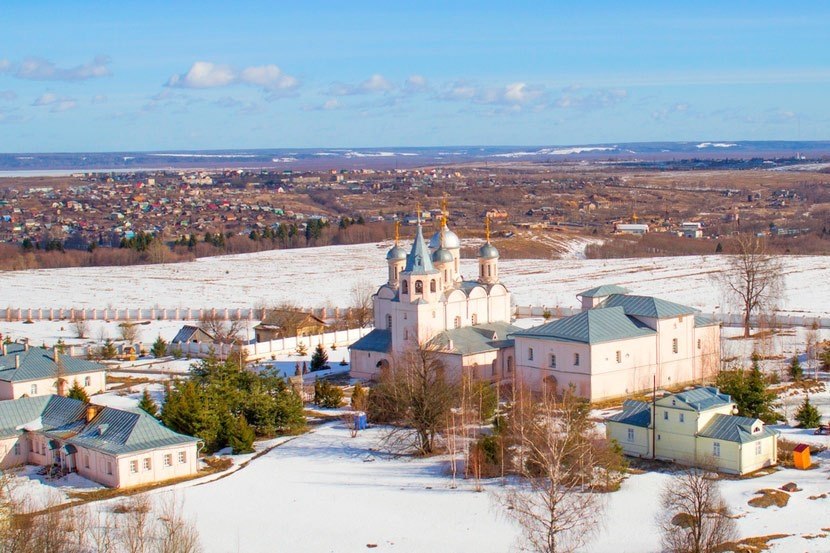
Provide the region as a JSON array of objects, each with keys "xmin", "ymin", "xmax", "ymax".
[
  {"xmin": 349, "ymin": 216, "xmax": 721, "ymax": 402},
  {"xmin": 349, "ymin": 215, "xmax": 520, "ymax": 381}
]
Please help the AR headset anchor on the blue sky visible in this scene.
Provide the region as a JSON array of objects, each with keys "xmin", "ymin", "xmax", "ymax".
[{"xmin": 0, "ymin": 1, "xmax": 828, "ymax": 151}]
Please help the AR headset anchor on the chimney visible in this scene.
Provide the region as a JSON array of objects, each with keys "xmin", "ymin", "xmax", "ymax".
[
  {"xmin": 15, "ymin": 355, "xmax": 19, "ymax": 370},
  {"xmin": 85, "ymin": 405, "xmax": 98, "ymax": 423},
  {"xmin": 23, "ymin": 339, "xmax": 29, "ymax": 352},
  {"xmin": 53, "ymin": 346, "xmax": 59, "ymax": 364},
  {"xmin": 1, "ymin": 343, "xmax": 5, "ymax": 356}
]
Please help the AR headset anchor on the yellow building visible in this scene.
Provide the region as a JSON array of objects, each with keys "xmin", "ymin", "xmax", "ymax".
[{"xmin": 606, "ymin": 386, "xmax": 778, "ymax": 475}]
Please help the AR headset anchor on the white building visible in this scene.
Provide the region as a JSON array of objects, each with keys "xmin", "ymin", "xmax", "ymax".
[
  {"xmin": 0, "ymin": 342, "xmax": 106, "ymax": 400},
  {"xmin": 511, "ymin": 285, "xmax": 721, "ymax": 402},
  {"xmin": 606, "ymin": 386, "xmax": 778, "ymax": 475},
  {"xmin": 681, "ymin": 221, "xmax": 704, "ymax": 238},
  {"xmin": 350, "ymin": 216, "xmax": 518, "ymax": 381}
]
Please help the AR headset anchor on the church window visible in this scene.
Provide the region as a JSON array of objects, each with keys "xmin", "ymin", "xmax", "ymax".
[
  {"xmin": 574, "ymin": 353, "xmax": 580, "ymax": 366},
  {"xmin": 507, "ymin": 356, "xmax": 513, "ymax": 372},
  {"xmin": 454, "ymin": 316, "xmax": 461, "ymax": 329},
  {"xmin": 415, "ymin": 280, "xmax": 423, "ymax": 293},
  {"xmin": 430, "ymin": 280, "xmax": 436, "ymax": 293},
  {"xmin": 697, "ymin": 339, "xmax": 701, "ymax": 350},
  {"xmin": 402, "ymin": 281, "xmax": 408, "ymax": 294},
  {"xmin": 444, "ymin": 270, "xmax": 448, "ymax": 281},
  {"xmin": 471, "ymin": 314, "xmax": 477, "ymax": 325},
  {"xmin": 487, "ymin": 265, "xmax": 491, "ymax": 277},
  {"xmin": 672, "ymin": 338, "xmax": 678, "ymax": 354},
  {"xmin": 386, "ymin": 314, "xmax": 392, "ymax": 329},
  {"xmin": 549, "ymin": 354, "xmax": 556, "ymax": 368},
  {"xmin": 404, "ymin": 329, "xmax": 409, "ymax": 340},
  {"xmin": 616, "ymin": 350, "xmax": 622, "ymax": 363},
  {"xmin": 480, "ymin": 265, "xmax": 484, "ymax": 277},
  {"xmin": 528, "ymin": 348, "xmax": 534, "ymax": 361}
]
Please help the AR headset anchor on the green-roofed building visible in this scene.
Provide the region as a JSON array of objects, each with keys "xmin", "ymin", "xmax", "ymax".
[
  {"xmin": 606, "ymin": 386, "xmax": 777, "ymax": 475},
  {"xmin": 0, "ymin": 342, "xmax": 107, "ymax": 401},
  {"xmin": 511, "ymin": 285, "xmax": 721, "ymax": 401},
  {"xmin": 0, "ymin": 394, "xmax": 201, "ymax": 488}
]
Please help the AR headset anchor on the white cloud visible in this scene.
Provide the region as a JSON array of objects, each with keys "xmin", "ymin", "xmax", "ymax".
[
  {"xmin": 10, "ymin": 56, "xmax": 111, "ymax": 81},
  {"xmin": 555, "ymin": 87, "xmax": 627, "ymax": 109},
  {"xmin": 91, "ymin": 94, "xmax": 107, "ymax": 104},
  {"xmin": 404, "ymin": 74, "xmax": 429, "ymax": 93},
  {"xmin": 32, "ymin": 92, "xmax": 77, "ymax": 112},
  {"xmin": 322, "ymin": 98, "xmax": 340, "ymax": 110},
  {"xmin": 329, "ymin": 74, "xmax": 395, "ymax": 96},
  {"xmin": 167, "ymin": 61, "xmax": 299, "ymax": 96},
  {"xmin": 0, "ymin": 90, "xmax": 16, "ymax": 101},
  {"xmin": 440, "ymin": 81, "xmax": 546, "ymax": 109}
]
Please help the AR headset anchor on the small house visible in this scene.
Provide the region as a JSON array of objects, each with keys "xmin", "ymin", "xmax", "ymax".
[{"xmin": 255, "ymin": 309, "xmax": 327, "ymax": 342}]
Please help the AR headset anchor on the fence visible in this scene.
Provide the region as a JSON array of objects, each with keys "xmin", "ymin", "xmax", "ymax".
[{"xmin": 2, "ymin": 306, "xmax": 357, "ymax": 323}]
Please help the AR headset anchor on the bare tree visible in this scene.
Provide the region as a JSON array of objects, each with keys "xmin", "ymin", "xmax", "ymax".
[
  {"xmin": 494, "ymin": 388, "xmax": 607, "ymax": 553},
  {"xmin": 368, "ymin": 342, "xmax": 457, "ymax": 455},
  {"xmin": 72, "ymin": 317, "xmax": 89, "ymax": 339},
  {"xmin": 117, "ymin": 494, "xmax": 152, "ymax": 553},
  {"xmin": 657, "ymin": 468, "xmax": 737, "ymax": 553},
  {"xmin": 199, "ymin": 312, "xmax": 244, "ymax": 344},
  {"xmin": 349, "ymin": 279, "xmax": 375, "ymax": 328},
  {"xmin": 119, "ymin": 322, "xmax": 141, "ymax": 343},
  {"xmin": 154, "ymin": 494, "xmax": 202, "ymax": 553},
  {"xmin": 718, "ymin": 234, "xmax": 784, "ymax": 338}
]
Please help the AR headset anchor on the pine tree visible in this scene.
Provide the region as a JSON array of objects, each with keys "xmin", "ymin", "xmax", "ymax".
[
  {"xmin": 310, "ymin": 343, "xmax": 329, "ymax": 371},
  {"xmin": 795, "ymin": 395, "xmax": 822, "ymax": 428},
  {"xmin": 789, "ymin": 355, "xmax": 803, "ymax": 381},
  {"xmin": 67, "ymin": 380, "xmax": 89, "ymax": 402},
  {"xmin": 744, "ymin": 353, "xmax": 781, "ymax": 423},
  {"xmin": 100, "ymin": 338, "xmax": 117, "ymax": 360},
  {"xmin": 351, "ymin": 382, "xmax": 368, "ymax": 411},
  {"xmin": 138, "ymin": 388, "xmax": 158, "ymax": 417},
  {"xmin": 314, "ymin": 379, "xmax": 343, "ymax": 408},
  {"xmin": 151, "ymin": 335, "xmax": 167, "ymax": 358},
  {"xmin": 225, "ymin": 414, "xmax": 255, "ymax": 454}
]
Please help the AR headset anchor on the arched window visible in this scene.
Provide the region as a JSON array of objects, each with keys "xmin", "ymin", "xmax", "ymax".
[
  {"xmin": 402, "ymin": 280, "xmax": 408, "ymax": 294},
  {"xmin": 487, "ymin": 265, "xmax": 492, "ymax": 277},
  {"xmin": 430, "ymin": 279, "xmax": 436, "ymax": 293},
  {"xmin": 480, "ymin": 265, "xmax": 484, "ymax": 277},
  {"xmin": 415, "ymin": 280, "xmax": 423, "ymax": 293},
  {"xmin": 454, "ymin": 316, "xmax": 461, "ymax": 329},
  {"xmin": 386, "ymin": 314, "xmax": 392, "ymax": 329},
  {"xmin": 444, "ymin": 270, "xmax": 448, "ymax": 281}
]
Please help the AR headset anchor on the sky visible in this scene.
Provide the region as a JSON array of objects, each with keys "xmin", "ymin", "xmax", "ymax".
[{"xmin": 0, "ymin": 1, "xmax": 828, "ymax": 152}]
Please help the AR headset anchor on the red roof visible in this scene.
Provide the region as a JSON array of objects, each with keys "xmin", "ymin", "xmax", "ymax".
[{"xmin": 793, "ymin": 443, "xmax": 809, "ymax": 453}]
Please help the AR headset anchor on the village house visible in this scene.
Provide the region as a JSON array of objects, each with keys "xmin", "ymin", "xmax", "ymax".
[
  {"xmin": 171, "ymin": 325, "xmax": 216, "ymax": 345},
  {"xmin": 606, "ymin": 386, "xmax": 778, "ymax": 475},
  {"xmin": 254, "ymin": 309, "xmax": 327, "ymax": 342},
  {"xmin": 0, "ymin": 342, "xmax": 106, "ymax": 401},
  {"xmin": 0, "ymin": 395, "xmax": 201, "ymax": 487},
  {"xmin": 511, "ymin": 285, "xmax": 721, "ymax": 401}
]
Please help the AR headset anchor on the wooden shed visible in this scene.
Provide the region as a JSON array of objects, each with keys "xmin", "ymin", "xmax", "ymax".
[{"xmin": 793, "ymin": 443, "xmax": 811, "ymax": 470}]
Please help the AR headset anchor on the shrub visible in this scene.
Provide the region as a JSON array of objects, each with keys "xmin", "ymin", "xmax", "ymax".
[
  {"xmin": 151, "ymin": 335, "xmax": 167, "ymax": 358},
  {"xmin": 795, "ymin": 395, "xmax": 822, "ymax": 428},
  {"xmin": 67, "ymin": 380, "xmax": 89, "ymax": 402},
  {"xmin": 350, "ymin": 382, "xmax": 368, "ymax": 411},
  {"xmin": 789, "ymin": 356, "xmax": 803, "ymax": 381},
  {"xmin": 314, "ymin": 379, "xmax": 343, "ymax": 408}
]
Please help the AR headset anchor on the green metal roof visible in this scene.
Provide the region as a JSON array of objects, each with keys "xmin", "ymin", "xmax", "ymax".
[
  {"xmin": 349, "ymin": 329, "xmax": 392, "ymax": 353},
  {"xmin": 429, "ymin": 322, "xmax": 520, "ymax": 356},
  {"xmin": 673, "ymin": 386, "xmax": 732, "ymax": 411},
  {"xmin": 512, "ymin": 306, "xmax": 655, "ymax": 344},
  {"xmin": 694, "ymin": 315, "xmax": 718, "ymax": 327},
  {"xmin": 577, "ymin": 284, "xmax": 631, "ymax": 298},
  {"xmin": 0, "ymin": 343, "xmax": 105, "ymax": 383},
  {"xmin": 600, "ymin": 294, "xmax": 696, "ymax": 319},
  {"xmin": 71, "ymin": 407, "xmax": 198, "ymax": 456},
  {"xmin": 698, "ymin": 413, "xmax": 777, "ymax": 444},
  {"xmin": 403, "ymin": 223, "xmax": 439, "ymax": 275},
  {"xmin": 607, "ymin": 399, "xmax": 651, "ymax": 428},
  {"xmin": 0, "ymin": 395, "xmax": 87, "ymax": 438}
]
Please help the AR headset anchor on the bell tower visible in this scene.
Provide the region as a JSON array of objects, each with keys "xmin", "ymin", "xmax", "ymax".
[{"xmin": 477, "ymin": 216, "xmax": 499, "ymax": 285}]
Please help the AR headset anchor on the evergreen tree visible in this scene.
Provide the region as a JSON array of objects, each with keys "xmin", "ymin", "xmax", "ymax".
[
  {"xmin": 224, "ymin": 414, "xmax": 255, "ymax": 454},
  {"xmin": 310, "ymin": 343, "xmax": 329, "ymax": 371},
  {"xmin": 67, "ymin": 380, "xmax": 89, "ymax": 402},
  {"xmin": 789, "ymin": 355, "xmax": 803, "ymax": 381},
  {"xmin": 350, "ymin": 382, "xmax": 368, "ymax": 411},
  {"xmin": 795, "ymin": 395, "xmax": 822, "ymax": 428},
  {"xmin": 716, "ymin": 353, "xmax": 781, "ymax": 424},
  {"xmin": 100, "ymin": 338, "xmax": 117, "ymax": 360},
  {"xmin": 151, "ymin": 335, "xmax": 167, "ymax": 358},
  {"xmin": 715, "ymin": 242, "xmax": 723, "ymax": 253},
  {"xmin": 162, "ymin": 379, "xmax": 221, "ymax": 450},
  {"xmin": 138, "ymin": 388, "xmax": 158, "ymax": 417},
  {"xmin": 314, "ymin": 379, "xmax": 343, "ymax": 408}
]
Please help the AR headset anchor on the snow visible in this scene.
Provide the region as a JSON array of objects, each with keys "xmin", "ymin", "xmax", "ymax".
[
  {"xmin": 696, "ymin": 142, "xmax": 737, "ymax": 149},
  {"xmin": 0, "ymin": 242, "xmax": 827, "ymax": 317}
]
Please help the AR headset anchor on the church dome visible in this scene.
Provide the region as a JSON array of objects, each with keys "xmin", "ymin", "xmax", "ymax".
[
  {"xmin": 386, "ymin": 245, "xmax": 407, "ymax": 261},
  {"xmin": 432, "ymin": 247, "xmax": 454, "ymax": 264},
  {"xmin": 429, "ymin": 226, "xmax": 461, "ymax": 250},
  {"xmin": 478, "ymin": 243, "xmax": 499, "ymax": 259}
]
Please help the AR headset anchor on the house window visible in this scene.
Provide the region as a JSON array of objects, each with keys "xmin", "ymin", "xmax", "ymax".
[
  {"xmin": 755, "ymin": 441, "xmax": 762, "ymax": 455},
  {"xmin": 657, "ymin": 434, "xmax": 661, "ymax": 441},
  {"xmin": 454, "ymin": 316, "xmax": 461, "ymax": 329},
  {"xmin": 164, "ymin": 454, "xmax": 173, "ymax": 467},
  {"xmin": 107, "ymin": 461, "xmax": 113, "ymax": 475},
  {"xmin": 28, "ymin": 440, "xmax": 33, "ymax": 453},
  {"xmin": 402, "ymin": 281, "xmax": 408, "ymax": 294},
  {"xmin": 30, "ymin": 384, "xmax": 37, "ymax": 395},
  {"xmin": 615, "ymin": 351, "xmax": 621, "ymax": 363},
  {"xmin": 130, "ymin": 460, "xmax": 139, "ymax": 474},
  {"xmin": 672, "ymin": 338, "xmax": 678, "ymax": 354},
  {"xmin": 697, "ymin": 339, "xmax": 701, "ymax": 350},
  {"xmin": 507, "ymin": 356, "xmax": 513, "ymax": 373},
  {"xmin": 142, "ymin": 457, "xmax": 151, "ymax": 471},
  {"xmin": 678, "ymin": 316, "xmax": 684, "ymax": 323},
  {"xmin": 430, "ymin": 279, "xmax": 436, "ymax": 293},
  {"xmin": 627, "ymin": 428, "xmax": 634, "ymax": 442},
  {"xmin": 574, "ymin": 353, "xmax": 580, "ymax": 366},
  {"xmin": 491, "ymin": 360, "xmax": 497, "ymax": 376},
  {"xmin": 84, "ymin": 376, "xmax": 91, "ymax": 386},
  {"xmin": 178, "ymin": 451, "xmax": 187, "ymax": 464},
  {"xmin": 404, "ymin": 329, "xmax": 409, "ymax": 340},
  {"xmin": 414, "ymin": 280, "xmax": 423, "ymax": 294},
  {"xmin": 663, "ymin": 411, "xmax": 668, "ymax": 421},
  {"xmin": 679, "ymin": 413, "xmax": 685, "ymax": 423},
  {"xmin": 386, "ymin": 314, "xmax": 392, "ymax": 329},
  {"xmin": 84, "ymin": 455, "xmax": 90, "ymax": 469},
  {"xmin": 528, "ymin": 348, "xmax": 534, "ymax": 361},
  {"xmin": 549, "ymin": 354, "xmax": 556, "ymax": 368},
  {"xmin": 13, "ymin": 443, "xmax": 20, "ymax": 456},
  {"xmin": 713, "ymin": 442, "xmax": 721, "ymax": 457}
]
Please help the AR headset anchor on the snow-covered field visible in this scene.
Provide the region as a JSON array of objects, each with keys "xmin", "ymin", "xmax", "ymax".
[{"xmin": 0, "ymin": 241, "xmax": 827, "ymax": 316}]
